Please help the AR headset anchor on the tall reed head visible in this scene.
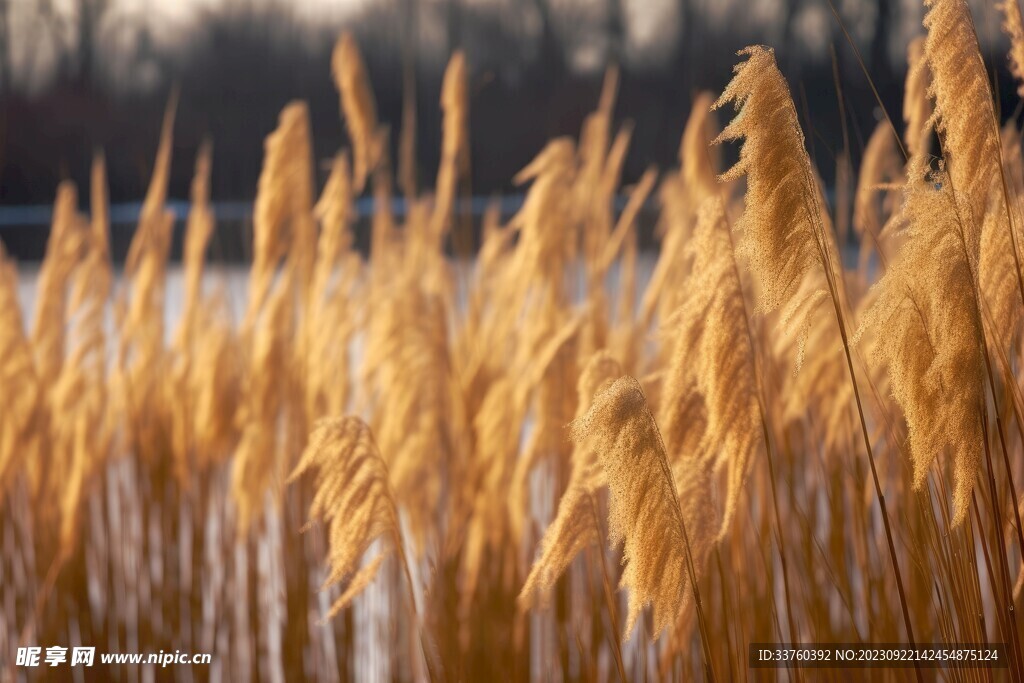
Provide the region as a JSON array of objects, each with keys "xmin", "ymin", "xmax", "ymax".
[
  {"xmin": 858, "ymin": 170, "xmax": 985, "ymax": 525},
  {"xmin": 574, "ymin": 376, "xmax": 713, "ymax": 638},
  {"xmin": 923, "ymin": 0, "xmax": 1000, "ymax": 250},
  {"xmin": 289, "ymin": 417, "xmax": 401, "ymax": 616},
  {"xmin": 332, "ymin": 33, "xmax": 380, "ymax": 192},
  {"xmin": 713, "ymin": 46, "xmax": 825, "ymax": 314}
]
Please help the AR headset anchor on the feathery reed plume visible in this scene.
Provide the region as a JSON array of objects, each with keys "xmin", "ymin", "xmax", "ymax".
[
  {"xmin": 685, "ymin": 198, "xmax": 762, "ymax": 536},
  {"xmin": 121, "ymin": 92, "xmax": 176, "ymax": 346},
  {"xmin": 32, "ymin": 182, "xmax": 86, "ymax": 386},
  {"xmin": 240, "ymin": 104, "xmax": 316, "ymax": 518},
  {"xmin": 306, "ymin": 152, "xmax": 359, "ymax": 421},
  {"xmin": 999, "ymin": 0, "xmax": 1024, "ymax": 96},
  {"xmin": 189, "ymin": 297, "xmax": 241, "ymax": 462},
  {"xmin": 0, "ymin": 244, "xmax": 39, "ymax": 494},
  {"xmin": 601, "ymin": 122, "xmax": 632, "ymax": 194},
  {"xmin": 432, "ymin": 51, "xmax": 469, "ymax": 237},
  {"xmin": 118, "ymin": 98, "xmax": 176, "ymax": 470},
  {"xmin": 507, "ymin": 310, "xmax": 585, "ymax": 541},
  {"xmin": 983, "ymin": 124, "xmax": 1024, "ymax": 348},
  {"xmin": 169, "ymin": 142, "xmax": 225, "ymax": 477},
  {"xmin": 926, "ymin": 0, "xmax": 1024, "ymax": 357},
  {"xmin": 131, "ymin": 88, "xmax": 177, "ymax": 242},
  {"xmin": 658, "ymin": 295, "xmax": 708, "ymax": 467},
  {"xmin": 176, "ymin": 141, "xmax": 214, "ymax": 350},
  {"xmin": 857, "ymin": 170, "xmax": 985, "ymax": 525},
  {"xmin": 854, "ymin": 122, "xmax": 900, "ymax": 268},
  {"xmin": 712, "ymin": 46, "xmax": 826, "ymax": 314},
  {"xmin": 639, "ymin": 93, "xmax": 720, "ymax": 329},
  {"xmin": 519, "ymin": 351, "xmax": 622, "ymax": 608},
  {"xmin": 233, "ymin": 272, "xmax": 296, "ymax": 530},
  {"xmin": 363, "ymin": 274, "xmax": 464, "ymax": 552},
  {"xmin": 577, "ymin": 376, "xmax": 713, "ymax": 638},
  {"xmin": 509, "ymin": 138, "xmax": 578, "ymax": 306},
  {"xmin": 717, "ymin": 46, "xmax": 922, "ymax": 652},
  {"xmin": 332, "ymin": 33, "xmax": 380, "ymax": 192},
  {"xmin": 53, "ymin": 227, "xmax": 111, "ymax": 553},
  {"xmin": 981, "ymin": 196, "xmax": 1024, "ymax": 347},
  {"xmin": 121, "ymin": 92, "xmax": 176, "ymax": 343},
  {"xmin": 713, "ymin": 52, "xmax": 844, "ymax": 379},
  {"xmin": 904, "ymin": 37, "xmax": 932, "ymax": 167},
  {"xmin": 289, "ymin": 417, "xmax": 402, "ymax": 617},
  {"xmin": 576, "ymin": 66, "xmax": 618, "ymax": 265},
  {"xmin": 247, "ymin": 101, "xmax": 316, "ymax": 326},
  {"xmin": 312, "ymin": 152, "xmax": 356, "ymax": 300},
  {"xmin": 679, "ymin": 91, "xmax": 720, "ymax": 203},
  {"xmin": 278, "ymin": 109, "xmax": 318, "ymax": 283},
  {"xmin": 922, "ymin": 0, "xmax": 1001, "ymax": 250}
]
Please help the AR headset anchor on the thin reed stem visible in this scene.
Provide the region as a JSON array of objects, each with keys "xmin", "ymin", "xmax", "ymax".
[
  {"xmin": 647, "ymin": 409, "xmax": 717, "ymax": 683},
  {"xmin": 587, "ymin": 494, "xmax": 628, "ymax": 683},
  {"xmin": 825, "ymin": 0, "xmax": 909, "ymax": 163}
]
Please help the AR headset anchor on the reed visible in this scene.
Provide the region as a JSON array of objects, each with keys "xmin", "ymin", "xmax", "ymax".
[{"xmin": 6, "ymin": 23, "xmax": 1024, "ymax": 683}]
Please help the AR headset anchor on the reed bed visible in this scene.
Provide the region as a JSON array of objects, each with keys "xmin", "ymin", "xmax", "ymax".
[{"xmin": 6, "ymin": 6, "xmax": 1024, "ymax": 679}]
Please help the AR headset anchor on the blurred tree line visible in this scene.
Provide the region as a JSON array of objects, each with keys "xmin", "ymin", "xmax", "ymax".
[{"xmin": 0, "ymin": 0, "xmax": 1016, "ymax": 206}]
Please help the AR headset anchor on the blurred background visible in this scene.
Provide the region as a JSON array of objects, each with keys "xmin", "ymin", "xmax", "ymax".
[{"xmin": 0, "ymin": 0, "xmax": 1017, "ymax": 259}]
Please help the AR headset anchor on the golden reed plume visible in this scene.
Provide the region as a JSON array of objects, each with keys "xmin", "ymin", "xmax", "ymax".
[
  {"xmin": 858, "ymin": 170, "xmax": 985, "ymax": 525},
  {"xmin": 518, "ymin": 351, "xmax": 622, "ymax": 608},
  {"xmin": 712, "ymin": 46, "xmax": 827, "ymax": 314},
  {"xmin": 573, "ymin": 376, "xmax": 712, "ymax": 638},
  {"xmin": 332, "ymin": 33, "xmax": 380, "ymax": 192},
  {"xmin": 289, "ymin": 417, "xmax": 403, "ymax": 616}
]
